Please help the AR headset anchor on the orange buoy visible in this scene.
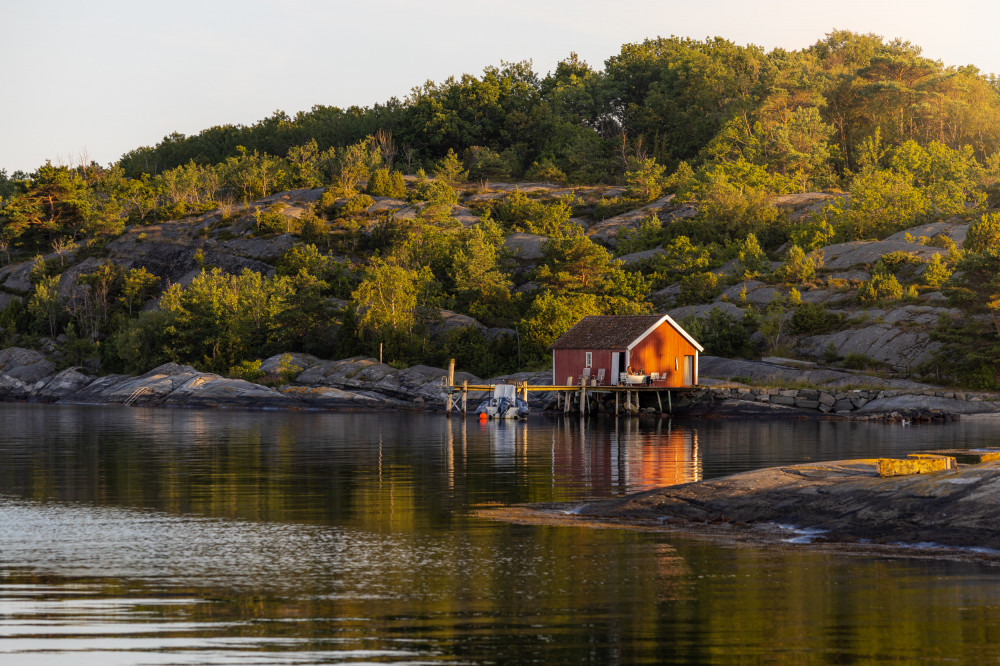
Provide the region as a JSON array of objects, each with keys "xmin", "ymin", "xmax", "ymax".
[{"xmin": 479, "ymin": 412, "xmax": 488, "ymax": 422}]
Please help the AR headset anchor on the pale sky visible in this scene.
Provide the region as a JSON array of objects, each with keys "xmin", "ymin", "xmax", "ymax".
[{"xmin": 1, "ymin": 0, "xmax": 997, "ymax": 174}]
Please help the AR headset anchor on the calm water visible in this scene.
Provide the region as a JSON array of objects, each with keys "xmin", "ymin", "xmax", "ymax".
[{"xmin": 1, "ymin": 405, "xmax": 1000, "ymax": 664}]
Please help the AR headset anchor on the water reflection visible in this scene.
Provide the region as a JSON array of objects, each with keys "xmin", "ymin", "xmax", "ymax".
[
  {"xmin": 443, "ymin": 416, "xmax": 702, "ymax": 504},
  {"xmin": 1, "ymin": 404, "xmax": 1000, "ymax": 663}
]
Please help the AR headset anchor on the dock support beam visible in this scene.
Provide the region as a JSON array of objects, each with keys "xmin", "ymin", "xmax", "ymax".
[
  {"xmin": 461, "ymin": 380, "xmax": 468, "ymax": 414},
  {"xmin": 656, "ymin": 390, "xmax": 662, "ymax": 413},
  {"xmin": 445, "ymin": 358, "xmax": 456, "ymax": 416}
]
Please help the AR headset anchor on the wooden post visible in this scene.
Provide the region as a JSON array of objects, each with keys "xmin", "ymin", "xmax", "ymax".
[
  {"xmin": 522, "ymin": 381, "xmax": 528, "ymax": 403},
  {"xmin": 580, "ymin": 384, "xmax": 586, "ymax": 415},
  {"xmin": 667, "ymin": 390, "xmax": 672, "ymax": 413},
  {"xmin": 656, "ymin": 390, "xmax": 662, "ymax": 413},
  {"xmin": 445, "ymin": 358, "xmax": 456, "ymax": 417},
  {"xmin": 462, "ymin": 380, "xmax": 468, "ymax": 414},
  {"xmin": 564, "ymin": 388, "xmax": 571, "ymax": 414},
  {"xmin": 615, "ymin": 391, "xmax": 619, "ymax": 415}
]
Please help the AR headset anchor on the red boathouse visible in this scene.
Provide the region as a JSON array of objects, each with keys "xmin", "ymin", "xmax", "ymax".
[{"xmin": 549, "ymin": 314, "xmax": 704, "ymax": 387}]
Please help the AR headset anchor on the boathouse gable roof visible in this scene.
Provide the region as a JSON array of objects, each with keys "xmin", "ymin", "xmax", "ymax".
[
  {"xmin": 549, "ymin": 315, "xmax": 704, "ymax": 352},
  {"xmin": 628, "ymin": 313, "xmax": 704, "ymax": 353}
]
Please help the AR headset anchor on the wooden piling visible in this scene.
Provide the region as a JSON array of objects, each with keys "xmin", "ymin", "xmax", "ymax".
[
  {"xmin": 615, "ymin": 391, "xmax": 619, "ymax": 415},
  {"xmin": 656, "ymin": 390, "xmax": 662, "ymax": 412},
  {"xmin": 461, "ymin": 380, "xmax": 468, "ymax": 414}
]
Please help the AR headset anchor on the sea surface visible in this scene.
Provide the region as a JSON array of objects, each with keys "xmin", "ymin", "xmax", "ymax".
[{"xmin": 1, "ymin": 404, "xmax": 999, "ymax": 664}]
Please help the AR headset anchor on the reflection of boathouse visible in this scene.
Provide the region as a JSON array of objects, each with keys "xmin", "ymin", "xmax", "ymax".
[
  {"xmin": 444, "ymin": 417, "xmax": 702, "ymax": 494},
  {"xmin": 549, "ymin": 315, "xmax": 703, "ymax": 388}
]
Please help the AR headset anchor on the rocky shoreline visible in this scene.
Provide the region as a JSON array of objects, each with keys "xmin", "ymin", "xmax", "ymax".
[
  {"xmin": 1, "ymin": 345, "xmax": 998, "ymax": 420},
  {"xmin": 483, "ymin": 457, "xmax": 1000, "ymax": 563},
  {"xmin": 666, "ymin": 385, "xmax": 994, "ymax": 422}
]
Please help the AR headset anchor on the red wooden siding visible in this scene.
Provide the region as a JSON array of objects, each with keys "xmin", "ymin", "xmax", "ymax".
[
  {"xmin": 554, "ymin": 349, "xmax": 617, "ymax": 385},
  {"xmin": 629, "ymin": 323, "xmax": 699, "ymax": 387}
]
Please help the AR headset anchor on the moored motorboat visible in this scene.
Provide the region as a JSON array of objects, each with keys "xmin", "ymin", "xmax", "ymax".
[{"xmin": 475, "ymin": 384, "xmax": 529, "ymax": 419}]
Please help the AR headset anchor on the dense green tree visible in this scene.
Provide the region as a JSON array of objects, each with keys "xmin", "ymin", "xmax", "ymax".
[
  {"xmin": 366, "ymin": 167, "xmax": 407, "ymax": 198},
  {"xmin": 155, "ymin": 269, "xmax": 295, "ymax": 372},
  {"xmin": 27, "ymin": 274, "xmax": 63, "ymax": 336},
  {"xmin": 488, "ymin": 190, "xmax": 572, "ymax": 235},
  {"xmin": 351, "ymin": 258, "xmax": 420, "ymax": 356},
  {"xmin": 681, "ymin": 308, "xmax": 752, "ymax": 358},
  {"xmin": 450, "ymin": 221, "xmax": 515, "ymax": 325},
  {"xmin": 519, "ymin": 291, "xmax": 602, "ymax": 362},
  {"xmin": 120, "ymin": 267, "xmax": 161, "ymax": 315}
]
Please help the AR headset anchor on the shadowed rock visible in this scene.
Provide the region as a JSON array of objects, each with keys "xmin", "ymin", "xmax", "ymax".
[{"xmin": 577, "ymin": 457, "xmax": 1000, "ymax": 551}]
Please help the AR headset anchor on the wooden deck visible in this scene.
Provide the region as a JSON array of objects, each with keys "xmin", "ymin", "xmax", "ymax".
[{"xmin": 441, "ymin": 379, "xmax": 701, "ymax": 416}]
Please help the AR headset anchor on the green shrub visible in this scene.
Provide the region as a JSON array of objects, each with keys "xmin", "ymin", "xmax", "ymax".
[
  {"xmin": 790, "ymin": 302, "xmax": 842, "ymax": 335},
  {"xmin": 681, "ymin": 308, "xmax": 752, "ymax": 358},
  {"xmin": 822, "ymin": 342, "xmax": 841, "ymax": 363},
  {"xmin": 873, "ymin": 250, "xmax": 919, "ymax": 274},
  {"xmin": 843, "ymin": 353, "xmax": 876, "ymax": 370},
  {"xmin": 341, "ymin": 194, "xmax": 374, "ymax": 217},
  {"xmin": 525, "ymin": 159, "xmax": 567, "ymax": 184},
  {"xmin": 735, "ymin": 233, "xmax": 770, "ymax": 279},
  {"xmin": 678, "ymin": 271, "xmax": 720, "ymax": 305},
  {"xmin": 318, "ymin": 187, "xmax": 341, "ymax": 217},
  {"xmin": 366, "ymin": 167, "xmax": 407, "ymax": 198},
  {"xmin": 409, "ymin": 170, "xmax": 459, "ymax": 216},
  {"xmin": 489, "ymin": 190, "xmax": 572, "ymax": 235},
  {"xmin": 593, "ymin": 195, "xmax": 643, "ymax": 221},
  {"xmin": 624, "ymin": 157, "xmax": 667, "ymax": 202},
  {"xmin": 464, "ymin": 146, "xmax": 516, "ymax": 181},
  {"xmin": 858, "ymin": 272, "xmax": 903, "ymax": 302},
  {"xmin": 254, "ymin": 208, "xmax": 292, "ymax": 235},
  {"xmin": 432, "ymin": 149, "xmax": 468, "ymax": 185},
  {"xmin": 229, "ymin": 359, "xmax": 264, "ymax": 382},
  {"xmin": 922, "ymin": 253, "xmax": 952, "ymax": 287},
  {"xmin": 616, "ymin": 214, "xmax": 663, "ymax": 255},
  {"xmin": 777, "ymin": 244, "xmax": 819, "ymax": 283}
]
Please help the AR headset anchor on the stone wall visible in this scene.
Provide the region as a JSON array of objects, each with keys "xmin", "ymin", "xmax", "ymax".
[{"xmin": 676, "ymin": 386, "xmax": 1000, "ymax": 421}]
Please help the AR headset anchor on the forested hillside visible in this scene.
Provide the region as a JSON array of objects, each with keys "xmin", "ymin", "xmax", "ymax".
[{"xmin": 2, "ymin": 30, "xmax": 1000, "ymax": 388}]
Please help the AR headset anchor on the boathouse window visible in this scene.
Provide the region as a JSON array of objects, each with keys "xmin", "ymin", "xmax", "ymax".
[{"xmin": 585, "ymin": 352, "xmax": 592, "ymax": 367}]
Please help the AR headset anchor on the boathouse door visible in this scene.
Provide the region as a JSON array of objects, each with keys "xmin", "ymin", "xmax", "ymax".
[
  {"xmin": 683, "ymin": 355, "xmax": 694, "ymax": 385},
  {"xmin": 611, "ymin": 352, "xmax": 626, "ymax": 384}
]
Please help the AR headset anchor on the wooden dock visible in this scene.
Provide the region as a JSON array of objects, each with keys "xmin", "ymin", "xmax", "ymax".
[
  {"xmin": 440, "ymin": 360, "xmax": 701, "ymax": 416},
  {"xmin": 442, "ymin": 378, "xmax": 698, "ymax": 416}
]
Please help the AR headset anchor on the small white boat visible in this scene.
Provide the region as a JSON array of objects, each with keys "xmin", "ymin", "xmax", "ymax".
[{"xmin": 475, "ymin": 384, "xmax": 530, "ymax": 419}]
